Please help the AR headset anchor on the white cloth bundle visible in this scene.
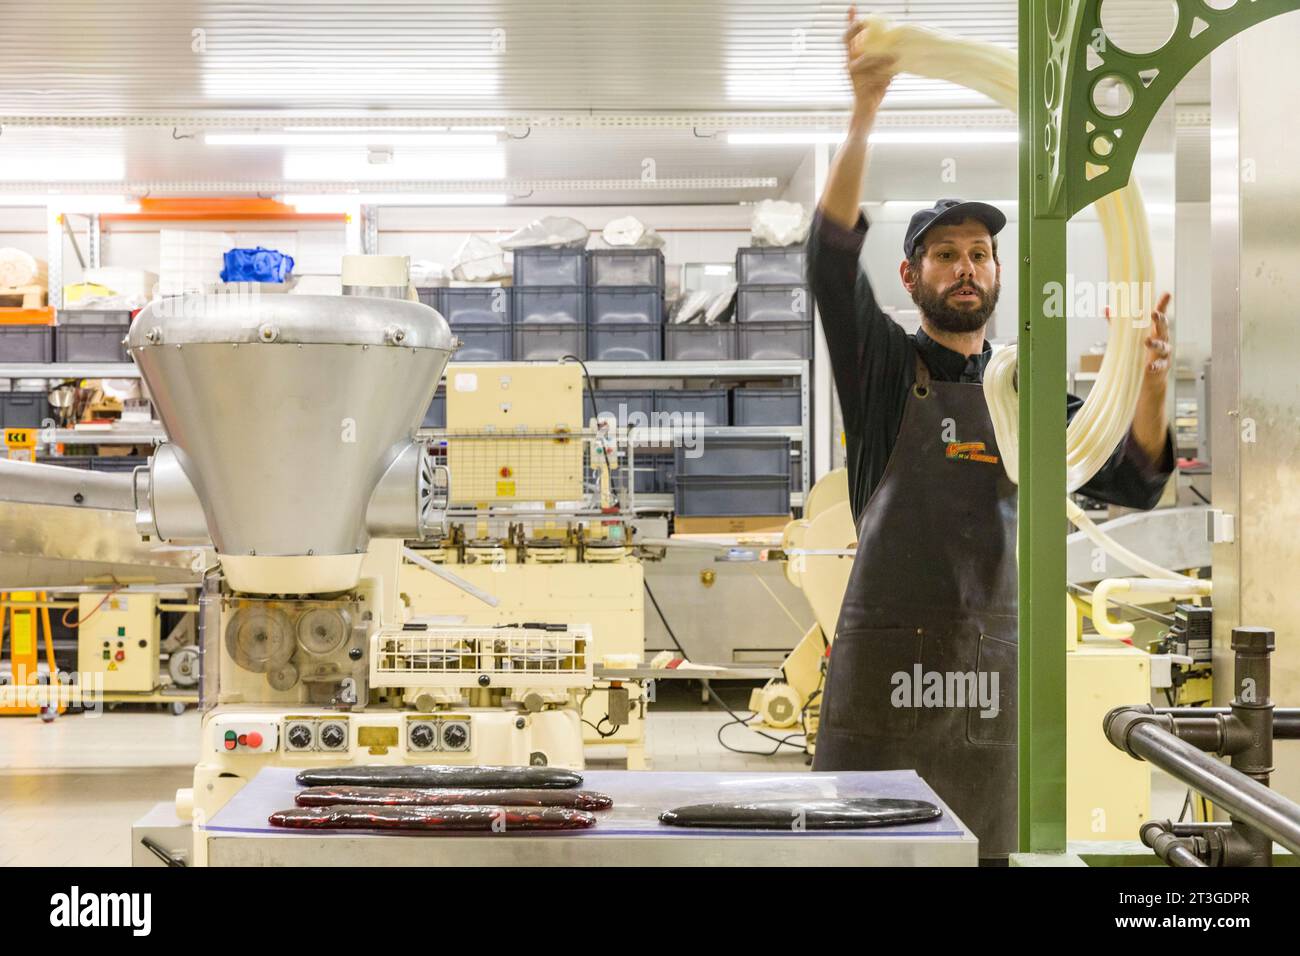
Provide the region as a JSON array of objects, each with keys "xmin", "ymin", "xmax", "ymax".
[
  {"xmin": 497, "ymin": 216, "xmax": 589, "ymax": 250},
  {"xmin": 0, "ymin": 247, "xmax": 48, "ymax": 288},
  {"xmin": 751, "ymin": 200, "xmax": 811, "ymax": 247},
  {"xmin": 450, "ymin": 236, "xmax": 510, "ymax": 282},
  {"xmin": 598, "ymin": 216, "xmax": 665, "ymax": 249}
]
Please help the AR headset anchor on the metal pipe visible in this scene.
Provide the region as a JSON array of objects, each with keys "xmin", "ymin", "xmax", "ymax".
[
  {"xmin": 0, "ymin": 458, "xmax": 137, "ymax": 512},
  {"xmin": 1157, "ymin": 706, "xmax": 1300, "ymax": 739},
  {"xmin": 1140, "ymin": 821, "xmax": 1209, "ymax": 867},
  {"xmin": 1106, "ymin": 709, "xmax": 1300, "ymax": 855}
]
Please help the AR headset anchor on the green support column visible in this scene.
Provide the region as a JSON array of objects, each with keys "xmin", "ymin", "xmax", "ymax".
[
  {"xmin": 1018, "ymin": 0, "xmax": 1300, "ymax": 855},
  {"xmin": 1019, "ymin": 0, "xmax": 1068, "ymax": 855}
]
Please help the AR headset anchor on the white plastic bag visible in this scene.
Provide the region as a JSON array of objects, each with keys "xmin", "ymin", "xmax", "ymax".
[
  {"xmin": 751, "ymin": 200, "xmax": 811, "ymax": 247},
  {"xmin": 498, "ymin": 216, "xmax": 589, "ymax": 251},
  {"xmin": 450, "ymin": 235, "xmax": 510, "ymax": 282},
  {"xmin": 409, "ymin": 259, "xmax": 447, "ymax": 286},
  {"xmin": 598, "ymin": 216, "xmax": 665, "ymax": 249},
  {"xmin": 671, "ymin": 290, "xmax": 714, "ymax": 325},
  {"xmin": 704, "ymin": 284, "xmax": 738, "ymax": 323}
]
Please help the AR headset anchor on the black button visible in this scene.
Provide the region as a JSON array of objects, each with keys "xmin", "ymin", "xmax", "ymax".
[{"xmin": 138, "ymin": 639, "xmax": 147, "ymax": 648}]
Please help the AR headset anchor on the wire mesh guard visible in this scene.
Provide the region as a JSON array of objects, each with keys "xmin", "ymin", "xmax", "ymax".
[
  {"xmin": 428, "ymin": 427, "xmax": 629, "ymax": 514},
  {"xmin": 369, "ymin": 625, "xmax": 592, "ymax": 690}
]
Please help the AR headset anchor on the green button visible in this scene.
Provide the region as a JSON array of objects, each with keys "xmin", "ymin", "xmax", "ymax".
[
  {"xmin": 224, "ymin": 730, "xmax": 237, "ymax": 741},
  {"xmin": 102, "ymin": 651, "xmax": 110, "ymax": 660},
  {"xmin": 117, "ymin": 626, "xmax": 126, "ymax": 636}
]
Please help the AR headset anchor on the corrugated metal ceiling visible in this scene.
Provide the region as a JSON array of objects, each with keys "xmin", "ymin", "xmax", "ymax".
[{"xmin": 0, "ymin": 0, "xmax": 1199, "ymax": 115}]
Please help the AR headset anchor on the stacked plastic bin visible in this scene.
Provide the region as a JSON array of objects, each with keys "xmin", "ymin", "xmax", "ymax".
[
  {"xmin": 54, "ymin": 309, "xmax": 134, "ymax": 362},
  {"xmin": 734, "ymin": 245, "xmax": 812, "ymax": 360},
  {"xmin": 512, "ymin": 248, "xmax": 587, "ymax": 360},
  {"xmin": 674, "ymin": 437, "xmax": 793, "ymax": 517},
  {"xmin": 586, "ymin": 248, "xmax": 665, "ymax": 362},
  {"xmin": 418, "ymin": 285, "xmax": 513, "ymax": 364}
]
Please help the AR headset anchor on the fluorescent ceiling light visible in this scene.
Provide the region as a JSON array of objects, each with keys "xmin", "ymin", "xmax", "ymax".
[
  {"xmin": 205, "ymin": 132, "xmax": 499, "ymax": 147},
  {"xmin": 284, "ymin": 193, "xmax": 508, "ymax": 211},
  {"xmin": 281, "ymin": 125, "xmax": 507, "ymax": 134},
  {"xmin": 283, "ymin": 149, "xmax": 505, "ymax": 181},
  {"xmin": 0, "ymin": 193, "xmax": 139, "ymax": 213},
  {"xmin": 726, "ymin": 130, "xmax": 1018, "ymax": 146}
]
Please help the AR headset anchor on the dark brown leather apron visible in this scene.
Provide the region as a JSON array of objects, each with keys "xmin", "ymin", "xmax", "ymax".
[{"xmin": 812, "ymin": 349, "xmax": 1019, "ymax": 859}]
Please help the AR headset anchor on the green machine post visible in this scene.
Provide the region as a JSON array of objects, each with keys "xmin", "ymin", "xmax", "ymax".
[{"xmin": 1018, "ymin": 0, "xmax": 1299, "ymax": 854}]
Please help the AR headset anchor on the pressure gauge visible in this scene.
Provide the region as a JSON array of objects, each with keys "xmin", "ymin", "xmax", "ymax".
[
  {"xmin": 441, "ymin": 720, "xmax": 470, "ymax": 752},
  {"xmin": 285, "ymin": 721, "xmax": 315, "ymax": 752},
  {"xmin": 408, "ymin": 721, "xmax": 438, "ymax": 752},
  {"xmin": 318, "ymin": 721, "xmax": 348, "ymax": 751}
]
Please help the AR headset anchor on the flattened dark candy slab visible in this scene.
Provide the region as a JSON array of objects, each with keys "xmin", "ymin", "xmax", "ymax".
[
  {"xmin": 658, "ymin": 797, "xmax": 942, "ymax": 829},
  {"xmin": 293, "ymin": 765, "xmax": 583, "ymax": 790}
]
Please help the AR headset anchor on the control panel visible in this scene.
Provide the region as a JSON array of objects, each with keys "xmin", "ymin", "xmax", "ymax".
[
  {"xmin": 75, "ymin": 592, "xmax": 160, "ymax": 693},
  {"xmin": 281, "ymin": 716, "xmax": 351, "ymax": 754},
  {"xmin": 406, "ymin": 715, "xmax": 472, "ymax": 753},
  {"xmin": 209, "ymin": 717, "xmax": 279, "ymax": 754}
]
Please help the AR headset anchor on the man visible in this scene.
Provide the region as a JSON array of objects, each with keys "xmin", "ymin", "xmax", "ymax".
[{"xmin": 808, "ymin": 12, "xmax": 1175, "ymax": 862}]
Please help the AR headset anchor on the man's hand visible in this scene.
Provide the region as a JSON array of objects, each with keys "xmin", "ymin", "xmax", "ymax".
[
  {"xmin": 1130, "ymin": 291, "xmax": 1172, "ymax": 468},
  {"xmin": 844, "ymin": 7, "xmax": 898, "ymax": 130}
]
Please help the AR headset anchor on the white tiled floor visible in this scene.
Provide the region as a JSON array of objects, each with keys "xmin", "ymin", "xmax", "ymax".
[{"xmin": 1, "ymin": 708, "xmax": 1180, "ymax": 866}]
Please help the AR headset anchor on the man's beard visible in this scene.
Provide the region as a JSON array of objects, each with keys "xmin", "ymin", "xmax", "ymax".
[{"xmin": 911, "ymin": 276, "xmax": 1000, "ymax": 334}]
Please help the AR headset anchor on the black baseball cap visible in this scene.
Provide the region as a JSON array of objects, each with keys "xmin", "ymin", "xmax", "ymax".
[{"xmin": 903, "ymin": 198, "xmax": 1007, "ymax": 259}]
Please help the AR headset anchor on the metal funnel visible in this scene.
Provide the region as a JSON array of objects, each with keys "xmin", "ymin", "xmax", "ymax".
[{"xmin": 128, "ymin": 293, "xmax": 453, "ymax": 593}]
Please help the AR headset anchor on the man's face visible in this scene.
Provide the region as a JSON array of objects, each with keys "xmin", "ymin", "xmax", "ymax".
[{"xmin": 899, "ymin": 219, "xmax": 1001, "ymax": 334}]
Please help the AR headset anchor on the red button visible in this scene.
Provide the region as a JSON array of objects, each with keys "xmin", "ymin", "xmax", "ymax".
[
  {"xmin": 247, "ymin": 731, "xmax": 263, "ymax": 748},
  {"xmin": 237, "ymin": 734, "xmax": 247, "ymax": 746},
  {"xmin": 223, "ymin": 739, "xmax": 236, "ymax": 750},
  {"xmin": 114, "ymin": 651, "xmax": 125, "ymax": 662}
]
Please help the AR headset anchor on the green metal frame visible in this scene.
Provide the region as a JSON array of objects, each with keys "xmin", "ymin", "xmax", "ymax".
[{"xmin": 1018, "ymin": 0, "xmax": 1300, "ymax": 854}]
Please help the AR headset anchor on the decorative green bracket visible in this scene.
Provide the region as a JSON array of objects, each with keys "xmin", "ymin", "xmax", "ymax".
[{"xmin": 1019, "ymin": 0, "xmax": 1300, "ymax": 855}]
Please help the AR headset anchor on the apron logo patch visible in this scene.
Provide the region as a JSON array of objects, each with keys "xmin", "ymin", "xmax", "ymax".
[{"xmin": 945, "ymin": 441, "xmax": 999, "ymax": 465}]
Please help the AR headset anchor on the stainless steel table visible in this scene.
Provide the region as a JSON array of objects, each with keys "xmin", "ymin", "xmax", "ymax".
[{"xmin": 202, "ymin": 767, "xmax": 978, "ymax": 866}]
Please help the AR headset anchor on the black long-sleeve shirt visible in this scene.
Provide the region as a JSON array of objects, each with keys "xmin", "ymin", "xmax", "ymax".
[{"xmin": 807, "ymin": 209, "xmax": 1175, "ymax": 522}]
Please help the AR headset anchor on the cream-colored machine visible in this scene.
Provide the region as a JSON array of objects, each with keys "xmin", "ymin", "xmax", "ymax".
[
  {"xmin": 401, "ymin": 363, "xmax": 648, "ymax": 766},
  {"xmin": 108, "ymin": 293, "xmax": 602, "ymax": 836}
]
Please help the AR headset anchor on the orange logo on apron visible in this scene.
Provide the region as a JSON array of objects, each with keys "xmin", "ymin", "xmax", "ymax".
[{"xmin": 945, "ymin": 441, "xmax": 1000, "ymax": 465}]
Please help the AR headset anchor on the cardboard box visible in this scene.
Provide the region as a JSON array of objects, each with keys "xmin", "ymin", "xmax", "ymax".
[
  {"xmin": 1079, "ymin": 352, "xmax": 1104, "ymax": 373},
  {"xmin": 674, "ymin": 515, "xmax": 790, "ymax": 534}
]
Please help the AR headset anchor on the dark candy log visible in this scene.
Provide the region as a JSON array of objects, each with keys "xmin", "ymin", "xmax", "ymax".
[
  {"xmin": 293, "ymin": 764, "xmax": 583, "ymax": 790},
  {"xmin": 658, "ymin": 798, "xmax": 942, "ymax": 829},
  {"xmin": 294, "ymin": 785, "xmax": 613, "ymax": 810},
  {"xmin": 269, "ymin": 804, "xmax": 597, "ymax": 831}
]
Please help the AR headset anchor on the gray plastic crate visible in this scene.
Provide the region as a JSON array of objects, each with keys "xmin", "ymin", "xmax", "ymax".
[
  {"xmin": 653, "ymin": 389, "xmax": 728, "ymax": 426},
  {"xmin": 0, "ymin": 391, "xmax": 50, "ymax": 429},
  {"xmin": 514, "ymin": 323, "xmax": 585, "ymax": 361},
  {"xmin": 513, "ymin": 247, "xmax": 587, "ymax": 287},
  {"xmin": 38, "ymin": 456, "xmax": 91, "ymax": 469},
  {"xmin": 0, "ymin": 326, "xmax": 54, "ymax": 362},
  {"xmin": 55, "ymin": 323, "xmax": 131, "ymax": 362},
  {"xmin": 58, "ymin": 309, "xmax": 134, "ymax": 325},
  {"xmin": 738, "ymin": 320, "xmax": 813, "ymax": 360},
  {"xmin": 416, "ymin": 287, "xmax": 442, "ymax": 308},
  {"xmin": 736, "ymin": 245, "xmax": 807, "ymax": 285},
  {"xmin": 588, "ymin": 287, "xmax": 663, "ymax": 325},
  {"xmin": 675, "ymin": 437, "xmax": 791, "ymax": 478},
  {"xmin": 588, "ymin": 249, "xmax": 665, "ymax": 288},
  {"xmin": 736, "ymin": 284, "xmax": 810, "ymax": 323},
  {"xmin": 732, "ymin": 387, "xmax": 802, "ymax": 426},
  {"xmin": 655, "ymin": 458, "xmax": 676, "ymax": 492},
  {"xmin": 592, "ymin": 389, "xmax": 654, "ymax": 426},
  {"xmin": 439, "ymin": 286, "xmax": 512, "ymax": 326},
  {"xmin": 663, "ymin": 323, "xmax": 737, "ymax": 361},
  {"xmin": 89, "ymin": 456, "xmax": 148, "ymax": 473},
  {"xmin": 423, "ymin": 389, "xmax": 447, "ymax": 428},
  {"xmin": 514, "ymin": 287, "xmax": 586, "ymax": 325},
  {"xmin": 674, "ymin": 475, "xmax": 791, "ymax": 517},
  {"xmin": 449, "ymin": 324, "xmax": 513, "ymax": 363},
  {"xmin": 588, "ymin": 324, "xmax": 662, "ymax": 362},
  {"xmin": 790, "ymin": 451, "xmax": 803, "ymax": 492}
]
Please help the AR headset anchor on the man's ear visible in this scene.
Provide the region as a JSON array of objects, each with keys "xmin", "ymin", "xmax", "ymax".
[{"xmin": 899, "ymin": 258, "xmax": 915, "ymax": 294}]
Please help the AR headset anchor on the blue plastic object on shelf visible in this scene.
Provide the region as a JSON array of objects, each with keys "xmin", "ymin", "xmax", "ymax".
[{"xmin": 220, "ymin": 247, "xmax": 295, "ymax": 283}]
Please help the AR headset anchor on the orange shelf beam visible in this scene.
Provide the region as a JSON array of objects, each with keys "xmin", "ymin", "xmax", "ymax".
[
  {"xmin": 0, "ymin": 307, "xmax": 55, "ymax": 326},
  {"xmin": 100, "ymin": 197, "xmax": 347, "ymax": 224}
]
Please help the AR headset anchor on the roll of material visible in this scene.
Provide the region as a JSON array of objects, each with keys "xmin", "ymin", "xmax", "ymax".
[{"xmin": 0, "ymin": 247, "xmax": 48, "ymax": 288}]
